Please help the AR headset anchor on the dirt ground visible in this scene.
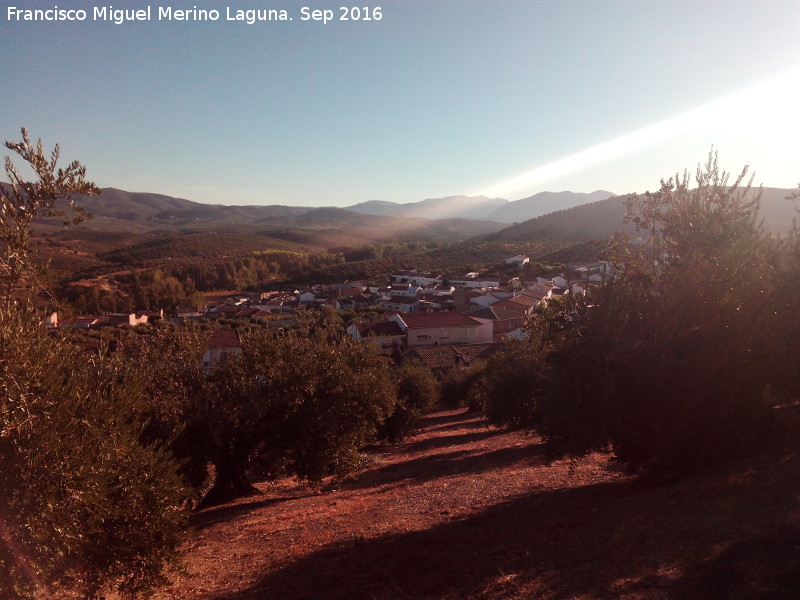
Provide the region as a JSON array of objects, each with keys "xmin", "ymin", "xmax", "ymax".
[{"xmin": 154, "ymin": 408, "xmax": 800, "ymax": 600}]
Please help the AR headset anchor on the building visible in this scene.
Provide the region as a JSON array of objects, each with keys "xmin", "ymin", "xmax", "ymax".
[
  {"xmin": 390, "ymin": 311, "xmax": 492, "ymax": 346},
  {"xmin": 202, "ymin": 328, "xmax": 242, "ymax": 367}
]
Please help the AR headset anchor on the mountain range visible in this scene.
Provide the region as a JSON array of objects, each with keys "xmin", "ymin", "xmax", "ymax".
[
  {"xmin": 29, "ymin": 186, "xmax": 798, "ymax": 250},
  {"xmin": 346, "ymin": 190, "xmax": 616, "ymax": 223},
  {"xmin": 31, "ymin": 188, "xmax": 619, "ymax": 241},
  {"xmin": 486, "ymin": 187, "xmax": 798, "ymax": 242}
]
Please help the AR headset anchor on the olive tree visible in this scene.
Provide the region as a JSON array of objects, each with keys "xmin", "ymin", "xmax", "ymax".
[
  {"xmin": 155, "ymin": 324, "xmax": 399, "ymax": 508},
  {"xmin": 484, "ymin": 153, "xmax": 785, "ymax": 479},
  {"xmin": 0, "ymin": 130, "xmax": 188, "ymax": 599},
  {"xmin": 1, "ymin": 128, "xmax": 98, "ymax": 307},
  {"xmin": 0, "ymin": 310, "xmax": 189, "ymax": 599}
]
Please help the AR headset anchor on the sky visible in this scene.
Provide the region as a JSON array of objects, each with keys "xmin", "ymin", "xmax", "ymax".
[{"xmin": 1, "ymin": 0, "xmax": 799, "ymax": 207}]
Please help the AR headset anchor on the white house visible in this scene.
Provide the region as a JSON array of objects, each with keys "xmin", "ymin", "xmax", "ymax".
[
  {"xmin": 470, "ymin": 294, "xmax": 500, "ymax": 309},
  {"xmin": 201, "ymin": 328, "xmax": 242, "ymax": 367},
  {"xmin": 177, "ymin": 306, "xmax": 201, "ymax": 318},
  {"xmin": 505, "ymin": 254, "xmax": 530, "ymax": 266},
  {"xmin": 392, "ymin": 270, "xmax": 441, "ymax": 287},
  {"xmin": 297, "ymin": 291, "xmax": 316, "ymax": 304},
  {"xmin": 388, "ymin": 283, "xmax": 422, "ymax": 298},
  {"xmin": 379, "ymin": 296, "xmax": 420, "ymax": 313}
]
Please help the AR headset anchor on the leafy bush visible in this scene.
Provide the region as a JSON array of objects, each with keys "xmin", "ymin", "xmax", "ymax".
[
  {"xmin": 377, "ymin": 360, "xmax": 440, "ymax": 443},
  {"xmin": 483, "ymin": 155, "xmax": 789, "ymax": 479},
  {"xmin": 149, "ymin": 319, "xmax": 400, "ymax": 508},
  {"xmin": 0, "ymin": 129, "xmax": 188, "ymax": 599},
  {"xmin": 0, "ymin": 309, "xmax": 189, "ymax": 599},
  {"xmin": 479, "ymin": 340, "xmax": 546, "ymax": 430}
]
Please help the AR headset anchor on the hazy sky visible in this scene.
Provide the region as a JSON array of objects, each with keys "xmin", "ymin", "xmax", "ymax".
[{"xmin": 2, "ymin": 0, "xmax": 799, "ymax": 206}]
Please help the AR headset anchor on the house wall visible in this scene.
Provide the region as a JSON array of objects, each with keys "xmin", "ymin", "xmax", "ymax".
[
  {"xmin": 405, "ymin": 321, "xmax": 492, "ymax": 346},
  {"xmin": 201, "ymin": 345, "xmax": 242, "ymax": 367}
]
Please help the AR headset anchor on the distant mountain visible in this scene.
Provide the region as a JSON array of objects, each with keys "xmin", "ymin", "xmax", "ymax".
[
  {"xmin": 486, "ymin": 196, "xmax": 630, "ymax": 243},
  {"xmin": 347, "ymin": 191, "xmax": 619, "ymax": 223},
  {"xmin": 486, "ymin": 190, "xmax": 616, "ymax": 223},
  {"xmin": 37, "ymin": 185, "xmax": 796, "ymax": 250},
  {"xmin": 347, "ymin": 195, "xmax": 508, "ymax": 221},
  {"xmin": 36, "ymin": 188, "xmax": 507, "ymax": 248},
  {"xmin": 344, "ymin": 200, "xmax": 405, "ymax": 217},
  {"xmin": 486, "ymin": 187, "xmax": 798, "ymax": 243},
  {"xmin": 72, "ymin": 188, "xmax": 310, "ymax": 230}
]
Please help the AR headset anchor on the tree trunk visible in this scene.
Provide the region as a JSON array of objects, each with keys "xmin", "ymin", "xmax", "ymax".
[{"xmin": 197, "ymin": 456, "xmax": 260, "ymax": 509}]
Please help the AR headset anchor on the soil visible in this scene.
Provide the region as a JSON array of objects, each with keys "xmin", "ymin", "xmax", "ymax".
[{"xmin": 154, "ymin": 407, "xmax": 800, "ymax": 600}]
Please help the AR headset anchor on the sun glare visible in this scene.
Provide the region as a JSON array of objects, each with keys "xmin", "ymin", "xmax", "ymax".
[{"xmin": 475, "ymin": 66, "xmax": 800, "ymax": 199}]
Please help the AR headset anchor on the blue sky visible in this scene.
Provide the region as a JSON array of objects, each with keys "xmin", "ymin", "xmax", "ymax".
[{"xmin": 2, "ymin": 0, "xmax": 799, "ymax": 206}]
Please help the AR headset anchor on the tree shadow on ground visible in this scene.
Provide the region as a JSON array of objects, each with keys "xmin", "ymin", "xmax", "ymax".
[
  {"xmin": 209, "ymin": 450, "xmax": 800, "ymax": 600},
  {"xmin": 422, "ymin": 416, "xmax": 491, "ymax": 435},
  {"xmin": 670, "ymin": 525, "xmax": 800, "ymax": 600},
  {"xmin": 419, "ymin": 408, "xmax": 478, "ymax": 430},
  {"xmin": 343, "ymin": 442, "xmax": 547, "ymax": 492},
  {"xmin": 395, "ymin": 428, "xmax": 506, "ymax": 455},
  {"xmin": 191, "ymin": 494, "xmax": 306, "ymax": 531}
]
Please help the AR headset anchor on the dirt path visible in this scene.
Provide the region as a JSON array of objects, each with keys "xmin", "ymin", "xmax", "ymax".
[{"xmin": 154, "ymin": 408, "xmax": 800, "ymax": 600}]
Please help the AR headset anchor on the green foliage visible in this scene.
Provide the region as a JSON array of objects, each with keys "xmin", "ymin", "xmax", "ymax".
[
  {"xmin": 483, "ymin": 154, "xmax": 791, "ymax": 479},
  {"xmin": 478, "ymin": 340, "xmax": 546, "ymax": 429},
  {"xmin": 377, "ymin": 360, "xmax": 440, "ymax": 443},
  {"xmin": 1, "ymin": 128, "xmax": 98, "ymax": 307},
  {"xmin": 290, "ymin": 241, "xmax": 567, "ymax": 284},
  {"xmin": 0, "ymin": 129, "xmax": 188, "ymax": 599},
  {"xmin": 0, "ymin": 309, "xmax": 189, "ymax": 599},
  {"xmin": 248, "ymin": 333, "xmax": 395, "ymax": 483},
  {"xmin": 144, "ymin": 319, "xmax": 400, "ymax": 508},
  {"xmin": 439, "ymin": 361, "xmax": 488, "ymax": 409}
]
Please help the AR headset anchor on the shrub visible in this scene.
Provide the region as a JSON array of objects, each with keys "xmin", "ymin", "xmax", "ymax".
[
  {"xmin": 483, "ymin": 154, "xmax": 787, "ymax": 479},
  {"xmin": 378, "ymin": 360, "xmax": 440, "ymax": 443},
  {"xmin": 0, "ymin": 309, "xmax": 188, "ymax": 599}
]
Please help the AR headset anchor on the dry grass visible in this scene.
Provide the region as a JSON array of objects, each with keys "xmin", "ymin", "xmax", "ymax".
[{"xmin": 154, "ymin": 408, "xmax": 800, "ymax": 600}]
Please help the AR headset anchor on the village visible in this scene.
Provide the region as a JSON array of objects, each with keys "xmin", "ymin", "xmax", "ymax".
[{"xmin": 51, "ymin": 256, "xmax": 610, "ymax": 373}]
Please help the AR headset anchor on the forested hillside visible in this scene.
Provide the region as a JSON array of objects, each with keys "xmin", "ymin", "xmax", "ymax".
[{"xmin": 487, "ymin": 187, "xmax": 798, "ymax": 242}]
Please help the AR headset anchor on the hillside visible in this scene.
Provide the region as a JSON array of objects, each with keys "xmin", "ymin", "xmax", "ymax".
[
  {"xmin": 487, "ymin": 187, "xmax": 798, "ymax": 242},
  {"xmin": 486, "ymin": 195, "xmax": 631, "ymax": 242},
  {"xmin": 41, "ymin": 188, "xmax": 508, "ymax": 248},
  {"xmin": 486, "ymin": 190, "xmax": 615, "ymax": 223},
  {"xmin": 72, "ymin": 188, "xmax": 311, "ymax": 231},
  {"xmin": 96, "ymin": 232, "xmax": 311, "ymax": 264},
  {"xmin": 34, "ymin": 228, "xmax": 316, "ymax": 283},
  {"xmin": 153, "ymin": 406, "xmax": 800, "ymax": 600},
  {"xmin": 346, "ymin": 191, "xmax": 619, "ymax": 224},
  {"xmin": 347, "ymin": 195, "xmax": 508, "ymax": 221},
  {"xmin": 294, "ymin": 240, "xmax": 570, "ymax": 283},
  {"xmin": 261, "ymin": 208, "xmax": 505, "ymax": 244}
]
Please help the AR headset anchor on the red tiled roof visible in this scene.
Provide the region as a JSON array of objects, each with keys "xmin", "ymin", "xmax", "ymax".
[
  {"xmin": 214, "ymin": 304, "xmax": 242, "ymax": 314},
  {"xmin": 208, "ymin": 328, "xmax": 241, "ymax": 349},
  {"xmin": 397, "ymin": 312, "xmax": 481, "ymax": 328},
  {"xmin": 508, "ymin": 295, "xmax": 538, "ymax": 307},
  {"xmin": 491, "ymin": 298, "xmax": 535, "ymax": 314},
  {"xmin": 466, "ymin": 307, "xmax": 528, "ymax": 321},
  {"xmin": 452, "ymin": 343, "xmax": 502, "ymax": 363}
]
